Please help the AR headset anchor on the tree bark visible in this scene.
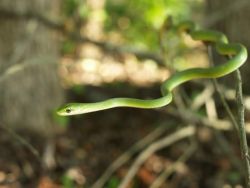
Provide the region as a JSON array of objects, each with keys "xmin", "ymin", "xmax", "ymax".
[{"xmin": 0, "ymin": 0, "xmax": 64, "ymax": 138}]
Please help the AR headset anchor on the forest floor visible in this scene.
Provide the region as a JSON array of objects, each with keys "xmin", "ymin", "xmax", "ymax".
[
  {"xmin": 0, "ymin": 42, "xmax": 248, "ymax": 188},
  {"xmin": 0, "ymin": 82, "xmax": 246, "ymax": 188}
]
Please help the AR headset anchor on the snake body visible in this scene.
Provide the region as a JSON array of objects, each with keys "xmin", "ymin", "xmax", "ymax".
[{"xmin": 57, "ymin": 21, "xmax": 247, "ymax": 116}]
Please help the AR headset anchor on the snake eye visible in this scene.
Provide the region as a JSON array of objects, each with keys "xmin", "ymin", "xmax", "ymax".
[{"xmin": 66, "ymin": 108, "xmax": 71, "ymax": 113}]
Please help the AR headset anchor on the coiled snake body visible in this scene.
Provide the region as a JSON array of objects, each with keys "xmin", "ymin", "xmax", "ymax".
[{"xmin": 57, "ymin": 21, "xmax": 247, "ymax": 116}]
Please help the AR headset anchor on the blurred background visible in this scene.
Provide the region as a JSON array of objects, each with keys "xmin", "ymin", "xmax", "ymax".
[{"xmin": 0, "ymin": 0, "xmax": 250, "ymax": 187}]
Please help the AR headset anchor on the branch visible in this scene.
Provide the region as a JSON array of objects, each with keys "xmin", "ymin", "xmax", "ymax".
[
  {"xmin": 118, "ymin": 126, "xmax": 195, "ymax": 188},
  {"xmin": 207, "ymin": 45, "xmax": 239, "ymax": 131},
  {"xmin": 91, "ymin": 124, "xmax": 169, "ymax": 188},
  {"xmin": 149, "ymin": 143, "xmax": 197, "ymax": 188},
  {"xmin": 0, "ymin": 123, "xmax": 40, "ymax": 161},
  {"xmin": 235, "ymin": 70, "xmax": 250, "ymax": 187},
  {"xmin": 206, "ymin": 45, "xmax": 250, "ymax": 185}
]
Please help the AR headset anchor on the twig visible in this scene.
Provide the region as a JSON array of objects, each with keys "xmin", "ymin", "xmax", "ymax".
[
  {"xmin": 204, "ymin": 98, "xmax": 243, "ymax": 173},
  {"xmin": 165, "ymin": 107, "xmax": 232, "ymax": 131},
  {"xmin": 191, "ymin": 83, "xmax": 214, "ymax": 110},
  {"xmin": 209, "ymin": 80, "xmax": 233, "ymax": 120},
  {"xmin": 0, "ymin": 123, "xmax": 40, "ymax": 161},
  {"xmin": 118, "ymin": 126, "xmax": 195, "ymax": 188},
  {"xmin": 0, "ymin": 57, "xmax": 56, "ymax": 83},
  {"xmin": 235, "ymin": 70, "xmax": 250, "ymax": 187},
  {"xmin": 213, "ymin": 128, "xmax": 243, "ymax": 172},
  {"xmin": 150, "ymin": 142, "xmax": 197, "ymax": 188},
  {"xmin": 207, "ymin": 43, "xmax": 250, "ymax": 185},
  {"xmin": 91, "ymin": 123, "xmax": 170, "ymax": 188},
  {"xmin": 207, "ymin": 45, "xmax": 239, "ymax": 131},
  {"xmin": 0, "ymin": 21, "xmax": 40, "ymax": 82},
  {"xmin": 206, "ymin": 45, "xmax": 244, "ymax": 171}
]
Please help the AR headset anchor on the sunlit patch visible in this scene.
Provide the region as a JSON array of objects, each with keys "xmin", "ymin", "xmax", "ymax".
[
  {"xmin": 59, "ymin": 53, "xmax": 170, "ymax": 88},
  {"xmin": 80, "ymin": 58, "xmax": 99, "ymax": 72}
]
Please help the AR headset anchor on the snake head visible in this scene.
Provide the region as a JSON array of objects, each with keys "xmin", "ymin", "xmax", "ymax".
[{"xmin": 57, "ymin": 103, "xmax": 84, "ymax": 116}]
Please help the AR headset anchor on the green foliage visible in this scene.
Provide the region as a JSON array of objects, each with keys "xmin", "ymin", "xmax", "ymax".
[
  {"xmin": 104, "ymin": 0, "xmax": 201, "ymax": 50},
  {"xmin": 63, "ymin": 0, "xmax": 80, "ymax": 16},
  {"xmin": 62, "ymin": 40, "xmax": 77, "ymax": 54},
  {"xmin": 53, "ymin": 110, "xmax": 70, "ymax": 128},
  {"xmin": 105, "ymin": 176, "xmax": 120, "ymax": 188},
  {"xmin": 63, "ymin": 0, "xmax": 90, "ymax": 19},
  {"xmin": 72, "ymin": 85, "xmax": 85, "ymax": 95},
  {"xmin": 227, "ymin": 170, "xmax": 241, "ymax": 184},
  {"xmin": 61, "ymin": 174, "xmax": 75, "ymax": 188},
  {"xmin": 105, "ymin": 176, "xmax": 139, "ymax": 188}
]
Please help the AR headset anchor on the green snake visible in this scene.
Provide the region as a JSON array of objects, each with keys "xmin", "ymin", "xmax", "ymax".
[{"xmin": 57, "ymin": 21, "xmax": 248, "ymax": 116}]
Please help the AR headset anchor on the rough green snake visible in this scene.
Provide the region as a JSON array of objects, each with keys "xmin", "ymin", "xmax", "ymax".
[{"xmin": 57, "ymin": 21, "xmax": 248, "ymax": 116}]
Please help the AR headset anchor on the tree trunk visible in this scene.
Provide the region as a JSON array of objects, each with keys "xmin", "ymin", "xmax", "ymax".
[{"xmin": 0, "ymin": 1, "xmax": 64, "ymax": 138}]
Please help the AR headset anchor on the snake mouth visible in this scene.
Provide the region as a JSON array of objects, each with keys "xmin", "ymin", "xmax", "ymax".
[
  {"xmin": 57, "ymin": 103, "xmax": 90, "ymax": 116},
  {"xmin": 57, "ymin": 104, "xmax": 75, "ymax": 116}
]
